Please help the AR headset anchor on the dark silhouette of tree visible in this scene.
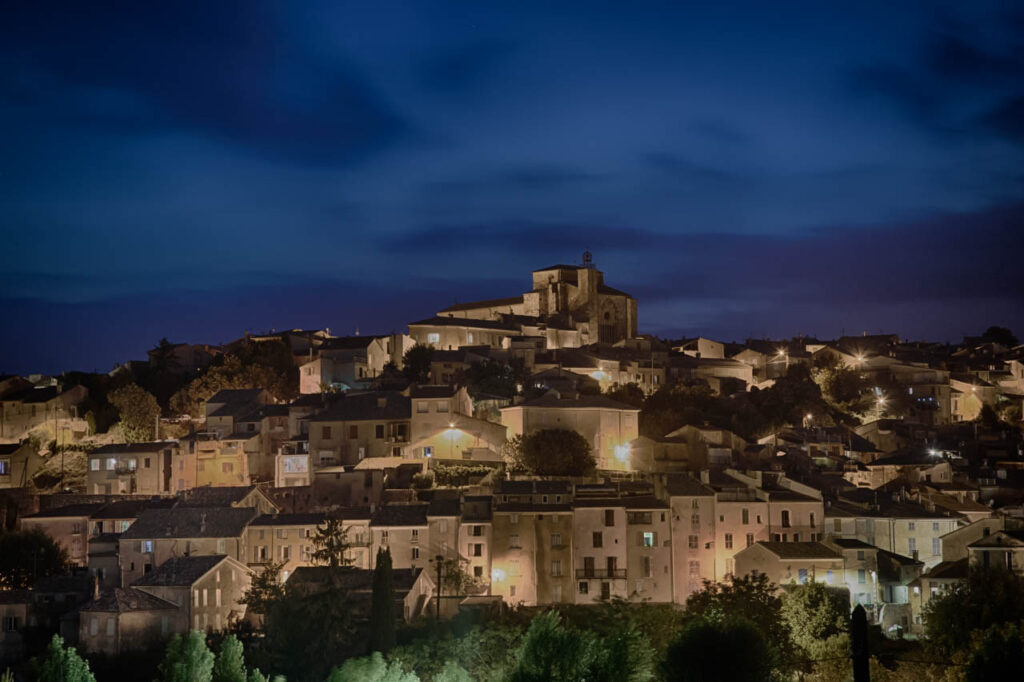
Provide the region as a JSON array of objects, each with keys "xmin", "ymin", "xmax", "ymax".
[
  {"xmin": 402, "ymin": 344, "xmax": 434, "ymax": 384},
  {"xmin": 0, "ymin": 528, "xmax": 69, "ymax": 589},
  {"xmin": 239, "ymin": 562, "xmax": 286, "ymax": 617},
  {"xmin": 368, "ymin": 547, "xmax": 396, "ymax": 654},
  {"xmin": 924, "ymin": 564, "xmax": 1024, "ymax": 654},
  {"xmin": 605, "ymin": 383, "xmax": 645, "ymax": 408},
  {"xmin": 980, "ymin": 326, "xmax": 1018, "ymax": 347},
  {"xmin": 518, "ymin": 429, "xmax": 595, "ymax": 476},
  {"xmin": 661, "ymin": 616, "xmax": 776, "ymax": 682},
  {"xmin": 965, "ymin": 622, "xmax": 1024, "ymax": 682},
  {"xmin": 311, "ymin": 517, "xmax": 353, "ymax": 573}
]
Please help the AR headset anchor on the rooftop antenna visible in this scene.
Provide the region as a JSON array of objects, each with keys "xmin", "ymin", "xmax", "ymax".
[{"xmin": 582, "ymin": 250, "xmax": 594, "ymax": 269}]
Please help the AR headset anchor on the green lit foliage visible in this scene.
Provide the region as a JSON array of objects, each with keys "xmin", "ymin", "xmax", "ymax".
[
  {"xmin": 431, "ymin": 660, "xmax": 473, "ymax": 682},
  {"xmin": 36, "ymin": 634, "xmax": 96, "ymax": 682},
  {"xmin": 389, "ymin": 624, "xmax": 522, "ymax": 681},
  {"xmin": 325, "ymin": 652, "xmax": 419, "ymax": 682},
  {"xmin": 109, "ymin": 383, "xmax": 160, "ymax": 442},
  {"xmin": 661, "ymin": 616, "xmax": 776, "ymax": 682},
  {"xmin": 508, "ymin": 611, "xmax": 597, "ymax": 682},
  {"xmin": 212, "ymin": 635, "xmax": 247, "ymax": 682},
  {"xmin": 158, "ymin": 630, "xmax": 214, "ymax": 682},
  {"xmin": 0, "ymin": 528, "xmax": 70, "ymax": 589},
  {"xmin": 781, "ymin": 582, "xmax": 850, "ymax": 659}
]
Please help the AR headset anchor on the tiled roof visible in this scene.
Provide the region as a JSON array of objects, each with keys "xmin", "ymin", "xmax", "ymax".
[
  {"xmin": 121, "ymin": 507, "xmax": 257, "ymax": 539},
  {"xmin": 177, "ymin": 486, "xmax": 265, "ymax": 508},
  {"xmin": 24, "ymin": 503, "xmax": 107, "ymax": 519},
  {"xmin": 81, "ymin": 587, "xmax": 178, "ymax": 613},
  {"xmin": 662, "ymin": 475, "xmax": 714, "ymax": 497},
  {"xmin": 289, "ymin": 566, "xmax": 423, "ymax": 592},
  {"xmin": 90, "ymin": 499, "xmax": 175, "ymax": 519},
  {"xmin": 307, "ymin": 391, "xmax": 411, "ymax": 422},
  {"xmin": 756, "ymin": 542, "xmax": 841, "ymax": 560},
  {"xmin": 250, "ymin": 513, "xmax": 327, "ymax": 527},
  {"xmin": 925, "ymin": 558, "xmax": 969, "ymax": 581},
  {"xmin": 91, "ymin": 442, "xmax": 176, "ymax": 455},
  {"xmin": 207, "ymin": 389, "xmax": 266, "ymax": 404},
  {"xmin": 370, "ymin": 504, "xmax": 429, "ymax": 527},
  {"xmin": 494, "ymin": 503, "xmax": 573, "ymax": 513},
  {"xmin": 133, "ymin": 555, "xmax": 231, "ymax": 587},
  {"xmin": 427, "ymin": 499, "xmax": 461, "ymax": 517}
]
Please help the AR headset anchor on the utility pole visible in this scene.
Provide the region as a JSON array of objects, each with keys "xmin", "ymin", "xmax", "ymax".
[
  {"xmin": 851, "ymin": 604, "xmax": 869, "ymax": 681},
  {"xmin": 435, "ymin": 554, "xmax": 443, "ymax": 626}
]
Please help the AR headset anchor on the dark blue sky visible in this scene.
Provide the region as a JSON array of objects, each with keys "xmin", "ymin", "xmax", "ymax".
[{"xmin": 3, "ymin": 1, "xmax": 1023, "ymax": 374}]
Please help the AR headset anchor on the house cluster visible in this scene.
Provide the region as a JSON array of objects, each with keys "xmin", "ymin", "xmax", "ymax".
[{"xmin": 2, "ymin": 257, "xmax": 1024, "ymax": 659}]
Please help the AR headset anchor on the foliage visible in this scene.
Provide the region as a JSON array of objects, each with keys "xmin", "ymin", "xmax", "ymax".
[
  {"xmin": 389, "ymin": 623, "xmax": 523, "ymax": 681},
  {"xmin": 431, "ymin": 660, "xmax": 473, "ymax": 682},
  {"xmin": 501, "ymin": 434, "xmax": 526, "ymax": 473},
  {"xmin": 431, "ymin": 464, "xmax": 495, "ymax": 487},
  {"xmin": 109, "ymin": 383, "xmax": 161, "ymax": 442},
  {"xmin": 212, "ymin": 635, "xmax": 247, "ymax": 682},
  {"xmin": 239, "ymin": 561, "xmax": 286, "ymax": 616},
  {"xmin": 325, "ymin": 652, "xmax": 419, "ymax": 682},
  {"xmin": 781, "ymin": 582, "xmax": 850, "ymax": 657},
  {"xmin": 169, "ymin": 339, "xmax": 297, "ymax": 417},
  {"xmin": 158, "ymin": 630, "xmax": 214, "ymax": 682},
  {"xmin": 311, "ymin": 518, "xmax": 353, "ymax": 572},
  {"xmin": 36, "ymin": 634, "xmax": 96, "ymax": 682},
  {"xmin": 460, "ymin": 358, "xmax": 528, "ymax": 399},
  {"xmin": 683, "ymin": 574, "xmax": 792, "ymax": 672},
  {"xmin": 661, "ymin": 616, "xmax": 776, "ymax": 682},
  {"xmin": 589, "ymin": 622, "xmax": 656, "ymax": 682},
  {"xmin": 556, "ymin": 599, "xmax": 685, "ymax": 660},
  {"xmin": 402, "ymin": 344, "xmax": 434, "ymax": 384},
  {"xmin": 980, "ymin": 325, "xmax": 1018, "ymax": 347},
  {"xmin": 508, "ymin": 610, "xmax": 597, "ymax": 682},
  {"xmin": 0, "ymin": 528, "xmax": 70, "ymax": 589},
  {"xmin": 369, "ymin": 547, "xmax": 397, "ymax": 654},
  {"xmin": 410, "ymin": 472, "xmax": 435, "ymax": 489},
  {"xmin": 517, "ymin": 429, "xmax": 595, "ymax": 476},
  {"xmin": 437, "ymin": 555, "xmax": 484, "ymax": 596},
  {"xmin": 261, "ymin": 583, "xmax": 356, "ymax": 682},
  {"xmin": 923, "ymin": 564, "xmax": 1024, "ymax": 654},
  {"xmin": 965, "ymin": 621, "xmax": 1024, "ymax": 682},
  {"xmin": 605, "ymin": 382, "xmax": 645, "ymax": 408}
]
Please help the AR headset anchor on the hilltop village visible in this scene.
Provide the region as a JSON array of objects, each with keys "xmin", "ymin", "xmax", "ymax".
[{"xmin": 2, "ymin": 257, "xmax": 1023, "ymax": 676}]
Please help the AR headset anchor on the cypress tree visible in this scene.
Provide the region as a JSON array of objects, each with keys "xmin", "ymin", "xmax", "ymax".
[{"xmin": 368, "ymin": 546, "xmax": 396, "ymax": 654}]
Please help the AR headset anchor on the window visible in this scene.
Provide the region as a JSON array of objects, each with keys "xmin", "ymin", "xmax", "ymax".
[
  {"xmin": 551, "ymin": 533, "xmax": 562, "ymax": 548},
  {"xmin": 551, "ymin": 559, "xmax": 562, "ymax": 576},
  {"xmin": 424, "ymin": 446, "xmax": 433, "ymax": 458},
  {"xmin": 90, "ymin": 618, "xmax": 98, "ymax": 636},
  {"xmin": 826, "ymin": 570, "xmax": 834, "ymax": 584},
  {"xmin": 509, "ymin": 535, "xmax": 520, "ymax": 549},
  {"xmin": 642, "ymin": 531, "xmax": 655, "ymax": 547},
  {"xmin": 417, "ymin": 401, "xmax": 428, "ymax": 413},
  {"xmin": 810, "ymin": 513, "xmax": 816, "ymax": 528},
  {"xmin": 746, "ymin": 533, "xmax": 754, "ymax": 547},
  {"xmin": 691, "ymin": 513, "xmax": 700, "ymax": 529},
  {"xmin": 578, "ymin": 582, "xmax": 589, "ymax": 595},
  {"xmin": 411, "ymin": 529, "xmax": 419, "ymax": 544},
  {"xmin": 375, "ymin": 425, "xmax": 384, "ymax": 439},
  {"xmin": 933, "ymin": 522, "xmax": 940, "ymax": 532},
  {"xmin": 276, "ymin": 529, "xmax": 288, "ymax": 539},
  {"xmin": 472, "ymin": 525, "xmax": 483, "ymax": 537},
  {"xmin": 279, "ymin": 546, "xmax": 290, "ymax": 561},
  {"xmin": 349, "ymin": 425, "xmax": 358, "ymax": 439},
  {"xmin": 144, "ymin": 457, "xmax": 151, "ymax": 468},
  {"xmin": 509, "ymin": 560, "xmax": 520, "ymax": 577},
  {"xmin": 427, "ymin": 333, "xmax": 440, "ymax": 344},
  {"xmin": 381, "ymin": 530, "xmax": 389, "ymax": 544},
  {"xmin": 742, "ymin": 508, "xmax": 749, "ymax": 524},
  {"xmin": 106, "ymin": 618, "xmax": 115, "ymax": 636},
  {"xmin": 724, "ymin": 533, "xmax": 733, "ymax": 549},
  {"xmin": 217, "ymin": 539, "xmax": 226, "ymax": 553},
  {"xmin": 857, "ymin": 550, "xmax": 865, "ymax": 560},
  {"xmin": 473, "ymin": 566, "xmax": 483, "ymax": 577},
  {"xmin": 142, "ymin": 540, "xmax": 153, "ymax": 553},
  {"xmin": 509, "ymin": 584, "xmax": 516, "ymax": 597},
  {"xmin": 908, "ymin": 522, "xmax": 916, "ymax": 531},
  {"xmin": 642, "ymin": 556, "xmax": 651, "ymax": 578},
  {"xmin": 688, "ymin": 560, "xmax": 700, "ymax": 577},
  {"xmin": 798, "ymin": 568, "xmax": 808, "ymax": 584},
  {"xmin": 106, "ymin": 458, "xmax": 117, "ymax": 470},
  {"xmin": 691, "ymin": 499, "xmax": 700, "ymax": 509},
  {"xmin": 688, "ymin": 535, "xmax": 698, "ymax": 550},
  {"xmin": 436, "ymin": 402, "xmax": 448, "ymax": 413},
  {"xmin": 412, "ymin": 547, "xmax": 420, "ymax": 560},
  {"xmin": 215, "ymin": 589, "xmax": 222, "ymax": 607},
  {"xmin": 604, "ymin": 509, "xmax": 615, "ymax": 526},
  {"xmin": 120, "ymin": 520, "xmax": 131, "ymax": 532},
  {"xmin": 89, "ymin": 459, "xmax": 100, "ymax": 471},
  {"xmin": 3, "ymin": 616, "xmax": 20, "ymax": 632},
  {"xmin": 908, "ymin": 538, "xmax": 917, "ymax": 554},
  {"xmin": 932, "ymin": 538, "xmax": 940, "ymax": 555},
  {"xmin": 834, "ymin": 519, "xmax": 842, "ymax": 532},
  {"xmin": 781, "ymin": 510, "xmax": 791, "ymax": 528},
  {"xmin": 592, "ymin": 532, "xmax": 603, "ymax": 548},
  {"xmin": 472, "ymin": 543, "xmax": 482, "ymax": 557},
  {"xmin": 509, "ymin": 514, "xmax": 519, "ymax": 525},
  {"xmin": 553, "ymin": 585, "xmax": 562, "ymax": 602},
  {"xmin": 857, "ymin": 569, "xmax": 866, "ymax": 584},
  {"xmin": 322, "ymin": 426, "xmax": 332, "ymax": 439},
  {"xmin": 439, "ymin": 519, "xmax": 448, "ymax": 533}
]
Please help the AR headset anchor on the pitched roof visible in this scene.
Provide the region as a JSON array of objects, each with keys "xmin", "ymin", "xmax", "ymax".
[
  {"xmin": 307, "ymin": 391, "xmax": 411, "ymax": 422},
  {"xmin": 509, "ymin": 392, "xmax": 639, "ymax": 411},
  {"xmin": 289, "ymin": 566, "xmax": 423, "ymax": 593},
  {"xmin": 924, "ymin": 558, "xmax": 969, "ymax": 581},
  {"xmin": 177, "ymin": 486, "xmax": 266, "ymax": 509},
  {"xmin": 121, "ymin": 507, "xmax": 257, "ymax": 539},
  {"xmin": 133, "ymin": 555, "xmax": 232, "ymax": 587},
  {"xmin": 90, "ymin": 499, "xmax": 176, "ymax": 519},
  {"xmin": 408, "ymin": 385, "xmax": 458, "ymax": 399},
  {"xmin": 755, "ymin": 542, "xmax": 841, "ymax": 560},
  {"xmin": 427, "ymin": 499, "xmax": 461, "ymax": 517},
  {"xmin": 408, "ymin": 316, "xmax": 518, "ymax": 331},
  {"xmin": 250, "ymin": 512, "xmax": 328, "ymax": 527},
  {"xmin": 91, "ymin": 442, "xmax": 176, "ymax": 455},
  {"xmin": 81, "ymin": 587, "xmax": 178, "ymax": 613},
  {"xmin": 370, "ymin": 504, "xmax": 429, "ymax": 527},
  {"xmin": 662, "ymin": 475, "xmax": 714, "ymax": 497},
  {"xmin": 533, "ymin": 264, "xmax": 580, "ymax": 272},
  {"xmin": 207, "ymin": 388, "xmax": 265, "ymax": 403},
  {"xmin": 438, "ymin": 296, "xmax": 524, "ymax": 313},
  {"xmin": 24, "ymin": 503, "xmax": 107, "ymax": 519}
]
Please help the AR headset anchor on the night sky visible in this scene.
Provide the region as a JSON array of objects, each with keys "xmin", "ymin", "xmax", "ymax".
[{"xmin": 3, "ymin": 1, "xmax": 1023, "ymax": 374}]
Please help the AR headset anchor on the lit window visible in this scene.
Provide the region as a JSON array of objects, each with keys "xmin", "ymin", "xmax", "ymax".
[
  {"xmin": 427, "ymin": 333, "xmax": 440, "ymax": 344},
  {"xmin": 642, "ymin": 532, "xmax": 655, "ymax": 547}
]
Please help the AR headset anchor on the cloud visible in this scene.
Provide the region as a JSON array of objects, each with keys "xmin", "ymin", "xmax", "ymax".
[{"xmin": 0, "ymin": 2, "xmax": 409, "ymax": 166}]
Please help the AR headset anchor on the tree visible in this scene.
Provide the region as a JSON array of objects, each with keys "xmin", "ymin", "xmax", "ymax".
[
  {"xmin": 311, "ymin": 517, "xmax": 353, "ymax": 572},
  {"xmin": 924, "ymin": 564, "xmax": 1024, "ymax": 654},
  {"xmin": 509, "ymin": 610, "xmax": 597, "ymax": 682},
  {"xmin": 965, "ymin": 621, "xmax": 1024, "ymax": 682},
  {"xmin": 605, "ymin": 383, "xmax": 645, "ymax": 409},
  {"xmin": 239, "ymin": 561, "xmax": 286, "ymax": 617},
  {"xmin": 325, "ymin": 653, "xmax": 418, "ymax": 682},
  {"xmin": 159, "ymin": 630, "xmax": 214, "ymax": 682},
  {"xmin": 781, "ymin": 582, "xmax": 849, "ymax": 657},
  {"xmin": 462, "ymin": 358, "xmax": 519, "ymax": 398},
  {"xmin": 589, "ymin": 623, "xmax": 656, "ymax": 682},
  {"xmin": 0, "ymin": 528, "xmax": 70, "ymax": 589},
  {"xmin": 662, "ymin": 616, "xmax": 776, "ymax": 682},
  {"xmin": 432, "ymin": 660, "xmax": 473, "ymax": 682},
  {"xmin": 402, "ymin": 344, "xmax": 434, "ymax": 384},
  {"xmin": 36, "ymin": 634, "xmax": 96, "ymax": 682},
  {"xmin": 683, "ymin": 574, "xmax": 791, "ymax": 671},
  {"xmin": 212, "ymin": 635, "xmax": 247, "ymax": 682},
  {"xmin": 109, "ymin": 383, "xmax": 161, "ymax": 442},
  {"xmin": 368, "ymin": 547, "xmax": 396, "ymax": 654},
  {"xmin": 437, "ymin": 555, "xmax": 483, "ymax": 596},
  {"xmin": 518, "ymin": 429, "xmax": 595, "ymax": 476},
  {"xmin": 980, "ymin": 326, "xmax": 1018, "ymax": 348}
]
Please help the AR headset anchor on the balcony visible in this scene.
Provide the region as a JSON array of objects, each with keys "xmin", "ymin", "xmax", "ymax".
[{"xmin": 575, "ymin": 568, "xmax": 627, "ymax": 580}]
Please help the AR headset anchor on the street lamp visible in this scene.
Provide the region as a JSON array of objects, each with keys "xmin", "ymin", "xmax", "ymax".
[{"xmin": 876, "ymin": 396, "xmax": 886, "ymax": 420}]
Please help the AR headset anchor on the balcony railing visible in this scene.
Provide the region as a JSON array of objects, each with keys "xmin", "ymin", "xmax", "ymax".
[{"xmin": 575, "ymin": 568, "xmax": 627, "ymax": 579}]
